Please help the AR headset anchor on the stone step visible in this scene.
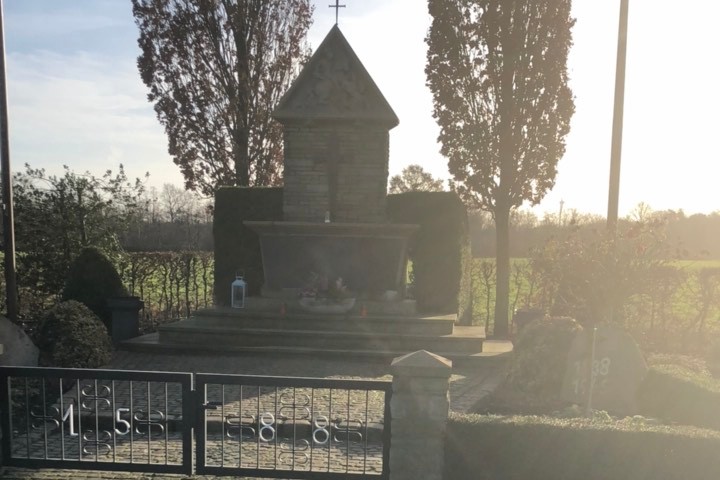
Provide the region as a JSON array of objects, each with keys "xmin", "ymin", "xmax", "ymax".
[
  {"xmin": 179, "ymin": 311, "xmax": 455, "ymax": 336},
  {"xmin": 159, "ymin": 324, "xmax": 483, "ymax": 354},
  {"xmin": 210, "ymin": 296, "xmax": 418, "ymax": 317},
  {"xmin": 121, "ymin": 333, "xmax": 500, "ymax": 368}
]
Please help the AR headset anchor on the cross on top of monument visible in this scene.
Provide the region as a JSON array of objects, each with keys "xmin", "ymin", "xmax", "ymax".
[{"xmin": 329, "ymin": 0, "xmax": 346, "ymax": 25}]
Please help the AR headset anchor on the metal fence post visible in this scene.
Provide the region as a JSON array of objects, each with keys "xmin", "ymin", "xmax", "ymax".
[{"xmin": 389, "ymin": 350, "xmax": 452, "ymax": 480}]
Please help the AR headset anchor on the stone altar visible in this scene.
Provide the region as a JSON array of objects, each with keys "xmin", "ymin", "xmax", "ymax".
[{"xmin": 245, "ymin": 221, "xmax": 417, "ymax": 298}]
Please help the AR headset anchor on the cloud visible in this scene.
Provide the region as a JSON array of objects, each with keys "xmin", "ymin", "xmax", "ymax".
[
  {"xmin": 6, "ymin": 11, "xmax": 126, "ymax": 39},
  {"xmin": 6, "ymin": 48, "xmax": 182, "ymax": 187},
  {"xmin": 6, "ymin": 0, "xmax": 719, "ymax": 215}
]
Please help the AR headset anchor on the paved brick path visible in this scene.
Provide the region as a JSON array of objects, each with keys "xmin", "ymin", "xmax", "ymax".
[
  {"xmin": 1, "ymin": 349, "xmax": 508, "ymax": 480},
  {"xmin": 103, "ymin": 350, "xmax": 505, "ymax": 414}
]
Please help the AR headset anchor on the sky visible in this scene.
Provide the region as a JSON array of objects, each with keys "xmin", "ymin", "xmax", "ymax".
[{"xmin": 2, "ymin": 0, "xmax": 719, "ymax": 217}]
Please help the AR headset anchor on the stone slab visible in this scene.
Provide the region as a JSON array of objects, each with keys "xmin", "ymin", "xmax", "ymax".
[
  {"xmin": 246, "ymin": 294, "xmax": 419, "ymax": 316},
  {"xmin": 561, "ymin": 324, "xmax": 647, "ymax": 415},
  {"xmin": 0, "ymin": 316, "xmax": 38, "ymax": 366},
  {"xmin": 165, "ymin": 311, "xmax": 455, "ymax": 336}
]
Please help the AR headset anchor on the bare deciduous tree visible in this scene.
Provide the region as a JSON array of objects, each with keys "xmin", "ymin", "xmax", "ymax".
[{"xmin": 133, "ymin": 0, "xmax": 313, "ymax": 195}]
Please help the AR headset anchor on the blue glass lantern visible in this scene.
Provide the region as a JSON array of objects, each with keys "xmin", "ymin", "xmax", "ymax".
[{"xmin": 231, "ymin": 272, "xmax": 246, "ymax": 308}]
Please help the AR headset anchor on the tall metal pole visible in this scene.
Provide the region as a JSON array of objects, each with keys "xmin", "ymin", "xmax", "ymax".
[
  {"xmin": 607, "ymin": 0, "xmax": 630, "ymax": 232},
  {"xmin": 0, "ymin": 0, "xmax": 18, "ymax": 321}
]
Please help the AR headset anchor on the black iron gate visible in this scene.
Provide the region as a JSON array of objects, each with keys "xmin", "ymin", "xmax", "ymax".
[
  {"xmin": 195, "ymin": 373, "xmax": 391, "ymax": 479},
  {"xmin": 0, "ymin": 366, "xmax": 194, "ymax": 475},
  {"xmin": 1, "ymin": 367, "xmax": 391, "ymax": 479}
]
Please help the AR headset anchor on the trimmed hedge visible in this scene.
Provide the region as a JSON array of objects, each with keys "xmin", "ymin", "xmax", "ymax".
[
  {"xmin": 117, "ymin": 251, "xmax": 214, "ymax": 327},
  {"xmin": 446, "ymin": 412, "xmax": 720, "ymax": 480},
  {"xmin": 638, "ymin": 361, "xmax": 720, "ymax": 431},
  {"xmin": 387, "ymin": 192, "xmax": 472, "ymax": 323},
  {"xmin": 213, "ymin": 187, "xmax": 283, "ymax": 305}
]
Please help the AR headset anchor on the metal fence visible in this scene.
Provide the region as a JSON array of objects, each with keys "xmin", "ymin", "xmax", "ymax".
[
  {"xmin": 0, "ymin": 367, "xmax": 194, "ymax": 475},
  {"xmin": 195, "ymin": 373, "xmax": 391, "ymax": 478},
  {"xmin": 0, "ymin": 367, "xmax": 391, "ymax": 479}
]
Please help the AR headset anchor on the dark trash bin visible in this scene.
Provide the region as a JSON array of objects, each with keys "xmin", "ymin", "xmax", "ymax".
[
  {"xmin": 107, "ymin": 296, "xmax": 144, "ymax": 343},
  {"xmin": 513, "ymin": 308, "xmax": 544, "ymax": 332}
]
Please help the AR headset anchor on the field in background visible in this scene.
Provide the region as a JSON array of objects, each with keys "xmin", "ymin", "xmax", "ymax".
[
  {"xmin": 471, "ymin": 257, "xmax": 720, "ymax": 354},
  {"xmin": 5, "ymin": 247, "xmax": 718, "ymax": 355},
  {"xmin": 117, "ymin": 251, "xmax": 214, "ymax": 333}
]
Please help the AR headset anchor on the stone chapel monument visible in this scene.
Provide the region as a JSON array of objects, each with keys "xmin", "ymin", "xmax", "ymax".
[
  {"xmin": 274, "ymin": 24, "xmax": 398, "ymax": 224},
  {"xmin": 138, "ymin": 25, "xmax": 486, "ymax": 362},
  {"xmin": 245, "ymin": 25, "xmax": 417, "ymax": 300}
]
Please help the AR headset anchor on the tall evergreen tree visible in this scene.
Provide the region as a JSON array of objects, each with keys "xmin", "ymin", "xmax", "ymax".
[
  {"xmin": 426, "ymin": 0, "xmax": 575, "ymax": 336},
  {"xmin": 132, "ymin": 0, "xmax": 313, "ymax": 195}
]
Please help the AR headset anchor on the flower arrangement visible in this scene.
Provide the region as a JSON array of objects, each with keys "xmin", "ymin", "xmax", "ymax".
[{"xmin": 300, "ymin": 272, "xmax": 350, "ymax": 301}]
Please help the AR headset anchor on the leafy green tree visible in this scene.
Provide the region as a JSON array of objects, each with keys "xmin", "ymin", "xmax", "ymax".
[
  {"xmin": 388, "ymin": 164, "xmax": 445, "ymax": 193},
  {"xmin": 12, "ymin": 164, "xmax": 145, "ymax": 299},
  {"xmin": 132, "ymin": 0, "xmax": 313, "ymax": 195},
  {"xmin": 426, "ymin": 0, "xmax": 575, "ymax": 336}
]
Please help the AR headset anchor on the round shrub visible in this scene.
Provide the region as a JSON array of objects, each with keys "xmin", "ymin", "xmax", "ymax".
[
  {"xmin": 506, "ymin": 316, "xmax": 583, "ymax": 397},
  {"xmin": 36, "ymin": 300, "xmax": 112, "ymax": 369},
  {"xmin": 61, "ymin": 246, "xmax": 127, "ymax": 331}
]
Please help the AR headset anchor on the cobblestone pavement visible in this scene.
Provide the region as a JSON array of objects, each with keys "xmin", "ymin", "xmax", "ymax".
[
  {"xmin": 1, "ymin": 349, "xmax": 508, "ymax": 480},
  {"xmin": 103, "ymin": 350, "xmax": 503, "ymax": 414}
]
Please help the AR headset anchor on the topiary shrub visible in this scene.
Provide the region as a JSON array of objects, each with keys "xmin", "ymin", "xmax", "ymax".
[
  {"xmin": 506, "ymin": 316, "xmax": 583, "ymax": 397},
  {"xmin": 61, "ymin": 246, "xmax": 127, "ymax": 331},
  {"xmin": 35, "ymin": 300, "xmax": 112, "ymax": 369}
]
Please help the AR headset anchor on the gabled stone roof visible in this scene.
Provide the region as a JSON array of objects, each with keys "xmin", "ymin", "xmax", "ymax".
[{"xmin": 273, "ymin": 25, "xmax": 399, "ymax": 128}]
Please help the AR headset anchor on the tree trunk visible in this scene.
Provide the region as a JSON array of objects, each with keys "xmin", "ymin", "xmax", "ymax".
[
  {"xmin": 76, "ymin": 187, "xmax": 87, "ymax": 245},
  {"xmin": 233, "ymin": 4, "xmax": 251, "ymax": 187},
  {"xmin": 234, "ymin": 130, "xmax": 250, "ymax": 186},
  {"xmin": 494, "ymin": 206, "xmax": 511, "ymax": 337},
  {"xmin": 493, "ymin": 0, "xmax": 517, "ymax": 339}
]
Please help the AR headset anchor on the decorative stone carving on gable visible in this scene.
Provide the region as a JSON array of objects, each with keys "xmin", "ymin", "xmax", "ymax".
[{"xmin": 273, "ymin": 25, "xmax": 399, "ymax": 127}]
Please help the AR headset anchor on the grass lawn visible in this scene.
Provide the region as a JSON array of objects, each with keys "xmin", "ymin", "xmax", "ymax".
[{"xmin": 474, "ymin": 352, "xmax": 720, "ymax": 424}]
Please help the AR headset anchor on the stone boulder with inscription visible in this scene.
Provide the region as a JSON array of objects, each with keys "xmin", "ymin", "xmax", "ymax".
[
  {"xmin": 561, "ymin": 324, "xmax": 647, "ymax": 416},
  {"xmin": 506, "ymin": 316, "xmax": 583, "ymax": 398},
  {"xmin": 0, "ymin": 315, "xmax": 38, "ymax": 366}
]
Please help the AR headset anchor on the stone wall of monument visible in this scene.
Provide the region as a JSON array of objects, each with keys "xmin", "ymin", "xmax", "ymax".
[{"xmin": 282, "ymin": 124, "xmax": 389, "ymax": 223}]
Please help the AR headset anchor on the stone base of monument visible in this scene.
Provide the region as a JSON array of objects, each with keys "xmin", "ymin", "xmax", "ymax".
[
  {"xmin": 121, "ymin": 303, "xmax": 487, "ymax": 367},
  {"xmin": 226, "ymin": 294, "xmax": 419, "ymax": 317}
]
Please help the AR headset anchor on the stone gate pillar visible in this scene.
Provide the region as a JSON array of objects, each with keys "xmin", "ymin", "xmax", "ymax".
[{"xmin": 389, "ymin": 350, "xmax": 452, "ymax": 480}]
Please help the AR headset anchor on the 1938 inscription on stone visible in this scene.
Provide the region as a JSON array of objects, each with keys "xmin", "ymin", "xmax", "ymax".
[{"xmin": 561, "ymin": 324, "xmax": 647, "ymax": 415}]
